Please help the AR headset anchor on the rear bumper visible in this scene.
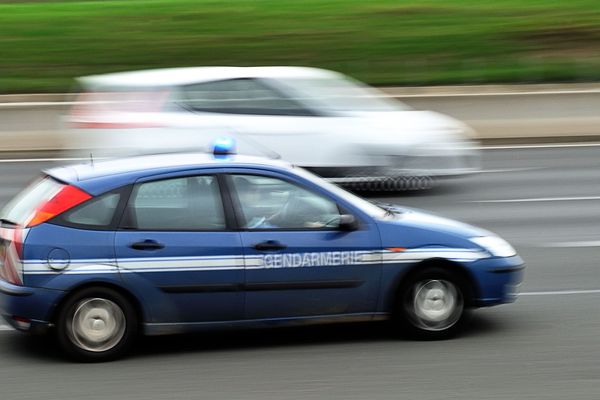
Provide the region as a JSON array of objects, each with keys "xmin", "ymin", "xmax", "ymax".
[{"xmin": 0, "ymin": 279, "xmax": 64, "ymax": 333}]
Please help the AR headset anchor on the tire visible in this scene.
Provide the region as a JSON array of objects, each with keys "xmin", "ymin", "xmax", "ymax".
[
  {"xmin": 394, "ymin": 267, "xmax": 470, "ymax": 340},
  {"xmin": 55, "ymin": 287, "xmax": 138, "ymax": 362}
]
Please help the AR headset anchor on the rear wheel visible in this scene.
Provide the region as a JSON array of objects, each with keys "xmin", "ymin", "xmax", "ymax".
[
  {"xmin": 56, "ymin": 287, "xmax": 138, "ymax": 362},
  {"xmin": 395, "ymin": 267, "xmax": 469, "ymax": 339}
]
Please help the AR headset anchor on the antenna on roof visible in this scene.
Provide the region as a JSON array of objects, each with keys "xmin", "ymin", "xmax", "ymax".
[{"xmin": 89, "ymin": 152, "xmax": 94, "ymax": 167}]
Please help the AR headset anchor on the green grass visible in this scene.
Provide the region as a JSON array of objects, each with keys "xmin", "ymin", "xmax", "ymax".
[{"xmin": 1, "ymin": 0, "xmax": 600, "ymax": 92}]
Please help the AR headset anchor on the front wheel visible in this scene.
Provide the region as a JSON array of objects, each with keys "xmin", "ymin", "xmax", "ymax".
[
  {"xmin": 395, "ymin": 268, "xmax": 469, "ymax": 340},
  {"xmin": 55, "ymin": 287, "xmax": 138, "ymax": 362}
]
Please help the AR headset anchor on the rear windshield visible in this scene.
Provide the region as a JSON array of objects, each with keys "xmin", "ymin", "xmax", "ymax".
[{"xmin": 1, "ymin": 177, "xmax": 64, "ymax": 226}]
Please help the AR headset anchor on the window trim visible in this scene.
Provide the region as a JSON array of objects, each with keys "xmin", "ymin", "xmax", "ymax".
[
  {"xmin": 118, "ymin": 174, "xmax": 232, "ymax": 232},
  {"xmin": 223, "ymin": 173, "xmax": 358, "ymax": 232}
]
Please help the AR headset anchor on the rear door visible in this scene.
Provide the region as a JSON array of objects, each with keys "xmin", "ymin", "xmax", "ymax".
[{"xmin": 114, "ymin": 173, "xmax": 244, "ymax": 324}]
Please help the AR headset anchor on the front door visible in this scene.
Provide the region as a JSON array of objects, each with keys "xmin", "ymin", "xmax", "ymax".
[{"xmin": 227, "ymin": 173, "xmax": 382, "ymax": 320}]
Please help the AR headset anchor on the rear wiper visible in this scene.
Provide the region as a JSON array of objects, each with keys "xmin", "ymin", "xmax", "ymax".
[{"xmin": 0, "ymin": 218, "xmax": 18, "ymax": 227}]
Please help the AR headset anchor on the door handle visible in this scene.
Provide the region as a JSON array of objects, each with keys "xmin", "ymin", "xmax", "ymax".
[
  {"xmin": 129, "ymin": 240, "xmax": 165, "ymax": 251},
  {"xmin": 253, "ymin": 240, "xmax": 287, "ymax": 251}
]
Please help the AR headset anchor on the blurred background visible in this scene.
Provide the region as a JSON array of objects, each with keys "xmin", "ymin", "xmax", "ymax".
[
  {"xmin": 3, "ymin": 0, "xmax": 600, "ymax": 150},
  {"xmin": 2, "ymin": 1, "xmax": 600, "ymax": 399},
  {"xmin": 2, "ymin": 0, "xmax": 600, "ymax": 91}
]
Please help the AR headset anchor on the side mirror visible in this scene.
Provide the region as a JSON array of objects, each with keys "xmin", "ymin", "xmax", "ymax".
[{"xmin": 338, "ymin": 214, "xmax": 358, "ymax": 231}]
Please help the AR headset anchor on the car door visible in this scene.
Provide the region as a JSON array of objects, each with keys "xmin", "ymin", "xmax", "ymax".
[
  {"xmin": 226, "ymin": 172, "xmax": 382, "ymax": 320},
  {"xmin": 114, "ymin": 173, "xmax": 245, "ymax": 324}
]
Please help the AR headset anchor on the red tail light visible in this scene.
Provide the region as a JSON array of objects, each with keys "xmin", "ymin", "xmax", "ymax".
[
  {"xmin": 12, "ymin": 228, "xmax": 23, "ymax": 259},
  {"xmin": 0, "ymin": 227, "xmax": 24, "ymax": 285},
  {"xmin": 70, "ymin": 121, "xmax": 165, "ymax": 129},
  {"xmin": 69, "ymin": 90, "xmax": 169, "ymax": 129},
  {"xmin": 25, "ymin": 185, "xmax": 92, "ymax": 227},
  {"xmin": 2, "ymin": 251, "xmax": 22, "ymax": 286}
]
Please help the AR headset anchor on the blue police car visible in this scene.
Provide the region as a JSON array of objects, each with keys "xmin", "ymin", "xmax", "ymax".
[{"xmin": 0, "ymin": 146, "xmax": 523, "ymax": 361}]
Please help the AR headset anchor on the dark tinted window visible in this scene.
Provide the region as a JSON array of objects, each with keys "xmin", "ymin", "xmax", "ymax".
[
  {"xmin": 128, "ymin": 176, "xmax": 225, "ymax": 230},
  {"xmin": 174, "ymin": 78, "xmax": 314, "ymax": 116}
]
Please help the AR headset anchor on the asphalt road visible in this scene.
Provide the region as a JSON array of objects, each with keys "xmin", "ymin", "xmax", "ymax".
[{"xmin": 1, "ymin": 144, "xmax": 600, "ymax": 399}]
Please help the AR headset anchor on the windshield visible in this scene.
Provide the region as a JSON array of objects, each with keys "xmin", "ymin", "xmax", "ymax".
[
  {"xmin": 274, "ymin": 75, "xmax": 411, "ymax": 113},
  {"xmin": 292, "ymin": 167, "xmax": 388, "ymax": 219}
]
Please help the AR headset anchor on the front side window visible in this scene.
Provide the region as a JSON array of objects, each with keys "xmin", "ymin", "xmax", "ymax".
[
  {"xmin": 126, "ymin": 175, "xmax": 225, "ymax": 231},
  {"xmin": 230, "ymin": 175, "xmax": 340, "ymax": 230},
  {"xmin": 173, "ymin": 78, "xmax": 313, "ymax": 116}
]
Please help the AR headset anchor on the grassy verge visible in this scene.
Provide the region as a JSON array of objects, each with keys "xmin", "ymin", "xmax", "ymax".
[{"xmin": 1, "ymin": 0, "xmax": 600, "ymax": 92}]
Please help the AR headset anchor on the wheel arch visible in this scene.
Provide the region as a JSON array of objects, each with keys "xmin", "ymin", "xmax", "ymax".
[
  {"xmin": 48, "ymin": 281, "xmax": 145, "ymax": 329},
  {"xmin": 389, "ymin": 257, "xmax": 480, "ymax": 312}
]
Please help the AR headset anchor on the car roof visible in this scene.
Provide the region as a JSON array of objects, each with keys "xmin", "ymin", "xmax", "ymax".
[
  {"xmin": 79, "ymin": 66, "xmax": 340, "ymax": 89},
  {"xmin": 46, "ymin": 153, "xmax": 294, "ymax": 194}
]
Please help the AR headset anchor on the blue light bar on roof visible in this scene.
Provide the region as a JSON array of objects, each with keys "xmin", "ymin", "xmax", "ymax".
[{"xmin": 212, "ymin": 137, "xmax": 237, "ymax": 156}]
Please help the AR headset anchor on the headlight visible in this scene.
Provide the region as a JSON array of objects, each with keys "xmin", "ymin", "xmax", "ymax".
[{"xmin": 470, "ymin": 236, "xmax": 516, "ymax": 257}]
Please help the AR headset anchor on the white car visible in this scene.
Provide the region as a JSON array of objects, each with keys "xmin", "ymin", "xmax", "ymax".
[{"xmin": 66, "ymin": 66, "xmax": 480, "ymax": 185}]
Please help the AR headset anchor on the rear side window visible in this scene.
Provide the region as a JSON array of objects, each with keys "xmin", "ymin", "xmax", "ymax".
[
  {"xmin": 1, "ymin": 177, "xmax": 63, "ymax": 225},
  {"xmin": 125, "ymin": 175, "xmax": 226, "ymax": 231}
]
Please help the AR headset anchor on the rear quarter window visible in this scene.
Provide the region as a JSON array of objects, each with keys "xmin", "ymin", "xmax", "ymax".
[{"xmin": 60, "ymin": 193, "xmax": 121, "ymax": 228}]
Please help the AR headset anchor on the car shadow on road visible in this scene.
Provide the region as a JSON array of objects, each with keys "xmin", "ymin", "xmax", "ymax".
[{"xmin": 4, "ymin": 311, "xmax": 512, "ymax": 362}]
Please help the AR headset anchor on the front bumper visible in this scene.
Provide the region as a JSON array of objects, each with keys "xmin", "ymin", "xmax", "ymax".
[
  {"xmin": 0, "ymin": 279, "xmax": 64, "ymax": 333},
  {"xmin": 469, "ymin": 255, "xmax": 525, "ymax": 307}
]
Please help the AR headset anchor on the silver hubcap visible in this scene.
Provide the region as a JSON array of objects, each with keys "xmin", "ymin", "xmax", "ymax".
[
  {"xmin": 68, "ymin": 298, "xmax": 126, "ymax": 352},
  {"xmin": 410, "ymin": 279, "xmax": 463, "ymax": 331}
]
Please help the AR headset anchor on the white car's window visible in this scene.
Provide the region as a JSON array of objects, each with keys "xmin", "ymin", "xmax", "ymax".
[
  {"xmin": 127, "ymin": 176, "xmax": 226, "ymax": 230},
  {"xmin": 174, "ymin": 78, "xmax": 314, "ymax": 116},
  {"xmin": 273, "ymin": 76, "xmax": 411, "ymax": 112},
  {"xmin": 230, "ymin": 175, "xmax": 341, "ymax": 230}
]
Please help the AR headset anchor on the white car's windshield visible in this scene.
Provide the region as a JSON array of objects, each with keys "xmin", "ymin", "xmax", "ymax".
[{"xmin": 275, "ymin": 76, "xmax": 411, "ymax": 112}]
